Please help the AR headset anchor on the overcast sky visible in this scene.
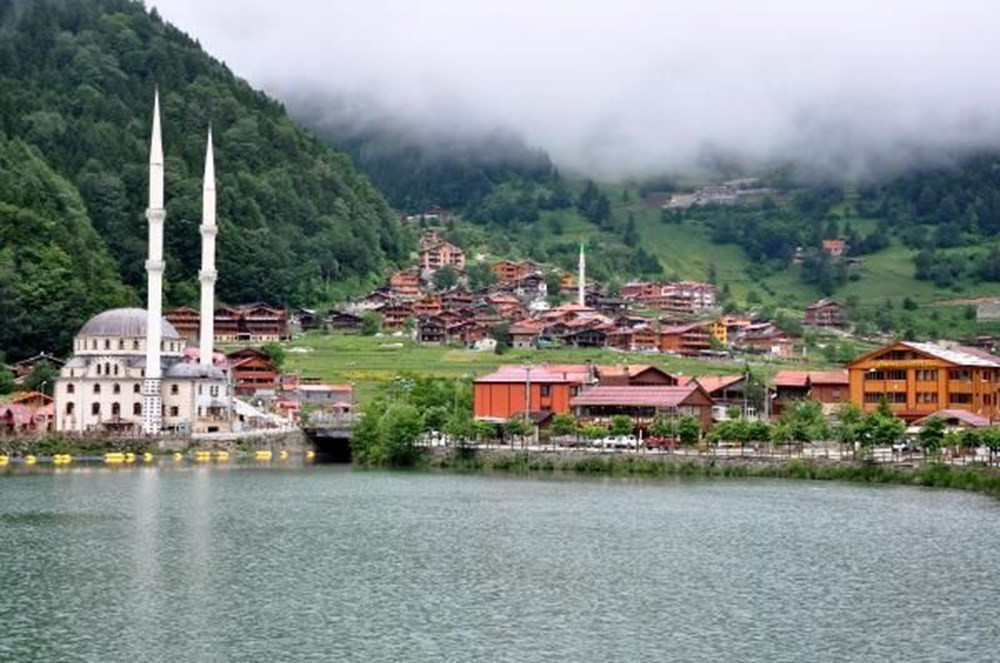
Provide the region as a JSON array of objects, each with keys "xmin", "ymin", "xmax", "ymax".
[{"xmin": 149, "ymin": 0, "xmax": 1000, "ymax": 178}]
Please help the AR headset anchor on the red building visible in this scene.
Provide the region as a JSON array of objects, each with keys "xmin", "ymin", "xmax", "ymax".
[
  {"xmin": 474, "ymin": 366, "xmax": 585, "ymax": 421},
  {"xmin": 570, "ymin": 384, "xmax": 715, "ymax": 431},
  {"xmin": 227, "ymin": 348, "xmax": 279, "ymax": 396}
]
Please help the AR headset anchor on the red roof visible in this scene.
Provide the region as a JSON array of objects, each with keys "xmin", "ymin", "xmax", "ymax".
[
  {"xmin": 476, "ymin": 367, "xmax": 584, "ymax": 384},
  {"xmin": 570, "ymin": 385, "xmax": 704, "ymax": 408},
  {"xmin": 913, "ymin": 409, "xmax": 991, "ymax": 427},
  {"xmin": 807, "ymin": 370, "xmax": 849, "ymax": 386},
  {"xmin": 772, "ymin": 371, "xmax": 810, "ymax": 388},
  {"xmin": 0, "ymin": 404, "xmax": 34, "ymax": 426},
  {"xmin": 693, "ymin": 375, "xmax": 745, "ymax": 393}
]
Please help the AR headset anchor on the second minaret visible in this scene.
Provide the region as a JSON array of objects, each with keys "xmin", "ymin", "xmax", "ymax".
[{"xmin": 198, "ymin": 128, "xmax": 217, "ymax": 366}]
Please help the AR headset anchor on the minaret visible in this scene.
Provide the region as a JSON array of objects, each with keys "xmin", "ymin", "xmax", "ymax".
[
  {"xmin": 577, "ymin": 242, "xmax": 586, "ymax": 307},
  {"xmin": 198, "ymin": 127, "xmax": 217, "ymax": 367},
  {"xmin": 142, "ymin": 90, "xmax": 166, "ymax": 434}
]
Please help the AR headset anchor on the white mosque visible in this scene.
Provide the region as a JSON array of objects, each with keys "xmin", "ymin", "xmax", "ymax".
[{"xmin": 53, "ymin": 93, "xmax": 234, "ymax": 435}]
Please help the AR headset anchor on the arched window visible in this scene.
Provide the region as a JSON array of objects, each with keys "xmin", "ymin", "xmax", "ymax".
[
  {"xmin": 111, "ymin": 402, "xmax": 120, "ymax": 417},
  {"xmin": 91, "ymin": 339, "xmax": 97, "ymax": 350},
  {"xmin": 67, "ymin": 383, "xmax": 75, "ymax": 394},
  {"xmin": 133, "ymin": 403, "xmax": 142, "ymax": 415},
  {"xmin": 113, "ymin": 383, "xmax": 121, "ymax": 395},
  {"xmin": 133, "ymin": 339, "xmax": 140, "ymax": 350},
  {"xmin": 104, "ymin": 339, "xmax": 110, "ymax": 350},
  {"xmin": 96, "ymin": 364, "xmax": 101, "ymax": 376},
  {"xmin": 118, "ymin": 339, "xmax": 124, "ymax": 350},
  {"xmin": 93, "ymin": 384, "xmax": 101, "ymax": 394},
  {"xmin": 113, "ymin": 364, "xmax": 119, "ymax": 376},
  {"xmin": 104, "ymin": 362, "xmax": 110, "ymax": 375},
  {"xmin": 66, "ymin": 402, "xmax": 75, "ymax": 415},
  {"xmin": 133, "ymin": 384, "xmax": 141, "ymax": 394},
  {"xmin": 91, "ymin": 403, "xmax": 100, "ymax": 416},
  {"xmin": 170, "ymin": 384, "xmax": 179, "ymax": 395}
]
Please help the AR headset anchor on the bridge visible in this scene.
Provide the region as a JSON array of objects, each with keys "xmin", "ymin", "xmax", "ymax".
[{"xmin": 302, "ymin": 413, "xmax": 356, "ymax": 462}]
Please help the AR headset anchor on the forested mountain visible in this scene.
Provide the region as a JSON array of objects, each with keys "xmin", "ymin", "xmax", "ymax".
[
  {"xmin": 0, "ymin": 0, "xmax": 407, "ymax": 358},
  {"xmin": 0, "ymin": 133, "xmax": 132, "ymax": 358}
]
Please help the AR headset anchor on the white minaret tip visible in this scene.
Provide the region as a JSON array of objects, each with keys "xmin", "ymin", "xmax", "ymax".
[
  {"xmin": 199, "ymin": 125, "xmax": 218, "ymax": 367},
  {"xmin": 203, "ymin": 125, "xmax": 215, "ymax": 192},
  {"xmin": 150, "ymin": 88, "xmax": 163, "ymax": 166},
  {"xmin": 577, "ymin": 242, "xmax": 586, "ymax": 307}
]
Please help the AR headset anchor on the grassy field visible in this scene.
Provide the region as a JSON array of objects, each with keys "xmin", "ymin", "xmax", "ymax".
[{"xmin": 281, "ymin": 333, "xmax": 840, "ymax": 404}]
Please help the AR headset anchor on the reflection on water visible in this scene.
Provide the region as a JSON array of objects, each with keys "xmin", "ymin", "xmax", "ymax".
[{"xmin": 1, "ymin": 464, "xmax": 999, "ymax": 662}]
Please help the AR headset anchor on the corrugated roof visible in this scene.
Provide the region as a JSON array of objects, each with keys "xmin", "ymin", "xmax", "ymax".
[
  {"xmin": 913, "ymin": 409, "xmax": 991, "ymax": 427},
  {"xmin": 903, "ymin": 341, "xmax": 1000, "ymax": 368},
  {"xmin": 694, "ymin": 375, "xmax": 745, "ymax": 393},
  {"xmin": 570, "ymin": 385, "xmax": 702, "ymax": 408},
  {"xmin": 476, "ymin": 368, "xmax": 585, "ymax": 384}
]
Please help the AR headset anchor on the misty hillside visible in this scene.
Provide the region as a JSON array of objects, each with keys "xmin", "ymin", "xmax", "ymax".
[
  {"xmin": 0, "ymin": 0, "xmax": 407, "ymax": 358},
  {"xmin": 287, "ymin": 97, "xmax": 572, "ymax": 217}
]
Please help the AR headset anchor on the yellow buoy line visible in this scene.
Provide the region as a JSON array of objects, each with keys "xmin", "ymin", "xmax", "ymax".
[{"xmin": 0, "ymin": 448, "xmax": 310, "ymax": 467}]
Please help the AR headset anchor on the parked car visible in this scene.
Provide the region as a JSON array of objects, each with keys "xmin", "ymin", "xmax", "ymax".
[
  {"xmin": 596, "ymin": 435, "xmax": 638, "ymax": 449},
  {"xmin": 644, "ymin": 436, "xmax": 678, "ymax": 451}
]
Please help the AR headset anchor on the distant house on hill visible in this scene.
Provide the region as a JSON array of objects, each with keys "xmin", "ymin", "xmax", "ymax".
[{"xmin": 804, "ymin": 299, "xmax": 845, "ymax": 327}]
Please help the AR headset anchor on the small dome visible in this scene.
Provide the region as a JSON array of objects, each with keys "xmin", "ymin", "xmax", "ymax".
[
  {"xmin": 78, "ymin": 308, "xmax": 181, "ymax": 339},
  {"xmin": 165, "ymin": 362, "xmax": 226, "ymax": 380}
]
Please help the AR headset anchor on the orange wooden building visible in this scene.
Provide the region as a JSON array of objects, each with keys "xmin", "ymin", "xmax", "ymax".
[
  {"xmin": 847, "ymin": 341, "xmax": 1000, "ymax": 421},
  {"xmin": 473, "ymin": 366, "xmax": 584, "ymax": 421}
]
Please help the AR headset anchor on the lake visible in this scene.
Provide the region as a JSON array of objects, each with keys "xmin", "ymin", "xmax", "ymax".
[{"xmin": 1, "ymin": 464, "xmax": 998, "ymax": 662}]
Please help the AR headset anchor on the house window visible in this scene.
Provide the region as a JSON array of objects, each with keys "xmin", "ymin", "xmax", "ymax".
[
  {"xmin": 93, "ymin": 384, "xmax": 101, "ymax": 394},
  {"xmin": 949, "ymin": 393, "xmax": 973, "ymax": 404},
  {"xmin": 949, "ymin": 370, "xmax": 971, "ymax": 381},
  {"xmin": 133, "ymin": 403, "xmax": 142, "ymax": 415},
  {"xmin": 91, "ymin": 403, "xmax": 100, "ymax": 416},
  {"xmin": 113, "ymin": 383, "xmax": 121, "ymax": 394},
  {"xmin": 170, "ymin": 384, "xmax": 179, "ymax": 395},
  {"xmin": 916, "ymin": 392, "xmax": 938, "ymax": 404},
  {"xmin": 169, "ymin": 406, "xmax": 179, "ymax": 417},
  {"xmin": 67, "ymin": 383, "xmax": 75, "ymax": 394},
  {"xmin": 831, "ymin": 389, "xmax": 840, "ymax": 399},
  {"xmin": 540, "ymin": 385, "xmax": 552, "ymax": 397}
]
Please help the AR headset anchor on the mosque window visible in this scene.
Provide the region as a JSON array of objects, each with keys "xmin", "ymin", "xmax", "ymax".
[
  {"xmin": 133, "ymin": 340, "xmax": 140, "ymax": 350},
  {"xmin": 133, "ymin": 403, "xmax": 142, "ymax": 416},
  {"xmin": 169, "ymin": 406, "xmax": 179, "ymax": 417},
  {"xmin": 66, "ymin": 402, "xmax": 74, "ymax": 415},
  {"xmin": 104, "ymin": 339, "xmax": 110, "ymax": 350},
  {"xmin": 91, "ymin": 339, "xmax": 97, "ymax": 350},
  {"xmin": 113, "ymin": 364, "xmax": 119, "ymax": 376},
  {"xmin": 113, "ymin": 383, "xmax": 121, "ymax": 395},
  {"xmin": 94, "ymin": 384, "xmax": 101, "ymax": 394},
  {"xmin": 96, "ymin": 364, "xmax": 101, "ymax": 376},
  {"xmin": 111, "ymin": 403, "xmax": 120, "ymax": 417},
  {"xmin": 118, "ymin": 339, "xmax": 124, "ymax": 350},
  {"xmin": 91, "ymin": 403, "xmax": 100, "ymax": 416},
  {"xmin": 104, "ymin": 362, "xmax": 110, "ymax": 375},
  {"xmin": 171, "ymin": 384, "xmax": 179, "ymax": 395},
  {"xmin": 133, "ymin": 384, "xmax": 141, "ymax": 394},
  {"xmin": 67, "ymin": 383, "xmax": 75, "ymax": 394}
]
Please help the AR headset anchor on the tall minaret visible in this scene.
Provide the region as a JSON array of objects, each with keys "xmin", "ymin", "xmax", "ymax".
[
  {"xmin": 198, "ymin": 127, "xmax": 217, "ymax": 367},
  {"xmin": 142, "ymin": 90, "xmax": 166, "ymax": 434},
  {"xmin": 577, "ymin": 242, "xmax": 586, "ymax": 307}
]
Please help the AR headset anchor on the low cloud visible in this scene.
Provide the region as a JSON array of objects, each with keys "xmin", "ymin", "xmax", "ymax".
[{"xmin": 151, "ymin": 0, "xmax": 1000, "ymax": 179}]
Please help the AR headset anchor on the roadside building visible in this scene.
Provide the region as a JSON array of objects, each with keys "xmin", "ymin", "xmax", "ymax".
[
  {"xmin": 771, "ymin": 370, "xmax": 848, "ymax": 415},
  {"xmin": 847, "ymin": 341, "xmax": 1000, "ymax": 421},
  {"xmin": 570, "ymin": 383, "xmax": 715, "ymax": 431},
  {"xmin": 659, "ymin": 323, "xmax": 711, "ymax": 356},
  {"xmin": 690, "ymin": 375, "xmax": 753, "ymax": 419}
]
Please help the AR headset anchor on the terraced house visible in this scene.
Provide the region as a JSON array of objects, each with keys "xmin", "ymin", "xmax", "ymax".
[{"xmin": 847, "ymin": 341, "xmax": 1000, "ymax": 422}]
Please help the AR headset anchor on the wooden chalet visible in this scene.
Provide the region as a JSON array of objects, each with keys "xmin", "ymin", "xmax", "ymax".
[
  {"xmin": 381, "ymin": 303, "xmax": 414, "ymax": 330},
  {"xmin": 165, "ymin": 306, "xmax": 201, "ymax": 344},
  {"xmin": 226, "ymin": 348, "xmax": 280, "ymax": 396},
  {"xmin": 325, "ymin": 311, "xmax": 364, "ymax": 333},
  {"xmin": 847, "ymin": 341, "xmax": 1000, "ymax": 421},
  {"xmin": 804, "ymin": 298, "xmax": 845, "ymax": 327},
  {"xmin": 659, "ymin": 323, "xmax": 711, "ymax": 356},
  {"xmin": 570, "ymin": 383, "xmax": 715, "ymax": 431},
  {"xmin": 606, "ymin": 325, "xmax": 659, "ymax": 352},
  {"xmin": 417, "ymin": 317, "xmax": 448, "ymax": 345}
]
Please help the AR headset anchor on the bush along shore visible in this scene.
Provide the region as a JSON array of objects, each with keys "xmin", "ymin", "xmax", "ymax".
[{"xmin": 400, "ymin": 447, "xmax": 1000, "ymax": 499}]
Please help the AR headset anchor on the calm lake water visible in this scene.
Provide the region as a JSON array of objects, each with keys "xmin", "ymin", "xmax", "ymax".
[{"xmin": 1, "ymin": 464, "xmax": 999, "ymax": 662}]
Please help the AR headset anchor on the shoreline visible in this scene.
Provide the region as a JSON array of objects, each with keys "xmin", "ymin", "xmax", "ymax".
[{"xmin": 411, "ymin": 447, "xmax": 1000, "ymax": 499}]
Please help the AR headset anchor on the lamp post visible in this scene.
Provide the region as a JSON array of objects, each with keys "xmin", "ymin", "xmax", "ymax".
[{"xmin": 523, "ymin": 365, "xmax": 532, "ymax": 450}]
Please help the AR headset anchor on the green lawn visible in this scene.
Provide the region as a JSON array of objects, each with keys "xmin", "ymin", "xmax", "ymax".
[{"xmin": 280, "ymin": 333, "xmax": 840, "ymax": 405}]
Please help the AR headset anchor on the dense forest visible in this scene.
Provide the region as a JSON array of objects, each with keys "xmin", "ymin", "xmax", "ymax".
[{"xmin": 0, "ymin": 0, "xmax": 407, "ymax": 358}]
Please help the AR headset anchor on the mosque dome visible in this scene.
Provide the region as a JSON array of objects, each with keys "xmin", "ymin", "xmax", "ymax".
[{"xmin": 78, "ymin": 308, "xmax": 181, "ymax": 339}]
